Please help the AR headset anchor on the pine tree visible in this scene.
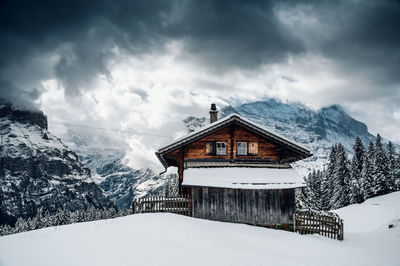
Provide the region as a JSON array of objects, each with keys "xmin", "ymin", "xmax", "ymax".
[
  {"xmin": 75, "ymin": 209, "xmax": 85, "ymax": 223},
  {"xmin": 27, "ymin": 217, "xmax": 37, "ymax": 231},
  {"xmin": 0, "ymin": 224, "xmax": 12, "ymax": 236},
  {"xmin": 373, "ymin": 134, "xmax": 390, "ymax": 196},
  {"xmin": 395, "ymin": 152, "xmax": 400, "ymax": 190},
  {"xmin": 15, "ymin": 217, "xmax": 28, "ymax": 233},
  {"xmin": 362, "ymin": 141, "xmax": 375, "ymax": 199},
  {"xmin": 386, "ymin": 141, "xmax": 397, "ymax": 192},
  {"xmin": 35, "ymin": 209, "xmax": 44, "ymax": 229},
  {"xmin": 349, "ymin": 136, "xmax": 365, "ymax": 203},
  {"xmin": 322, "ymin": 145, "xmax": 337, "ymax": 210},
  {"xmin": 305, "ymin": 169, "xmax": 320, "ymax": 209},
  {"xmin": 330, "ymin": 144, "xmax": 351, "ymax": 209},
  {"xmin": 109, "ymin": 207, "xmax": 117, "ymax": 218},
  {"xmin": 362, "ymin": 149, "xmax": 374, "ymax": 200},
  {"xmin": 319, "ymin": 167, "xmax": 331, "ymax": 211},
  {"xmin": 94, "ymin": 208, "xmax": 102, "ymax": 221}
]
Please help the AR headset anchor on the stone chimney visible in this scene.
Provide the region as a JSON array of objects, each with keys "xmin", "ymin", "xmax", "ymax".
[{"xmin": 209, "ymin": 103, "xmax": 218, "ymax": 123}]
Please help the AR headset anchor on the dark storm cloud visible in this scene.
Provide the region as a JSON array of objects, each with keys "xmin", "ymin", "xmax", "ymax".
[
  {"xmin": 307, "ymin": 0, "xmax": 400, "ymax": 89},
  {"xmin": 0, "ymin": 0, "xmax": 177, "ymax": 105},
  {"xmin": 165, "ymin": 0, "xmax": 306, "ymax": 69},
  {"xmin": 0, "ymin": 0, "xmax": 399, "ymax": 108},
  {"xmin": 0, "ymin": 80, "xmax": 41, "ymax": 110}
]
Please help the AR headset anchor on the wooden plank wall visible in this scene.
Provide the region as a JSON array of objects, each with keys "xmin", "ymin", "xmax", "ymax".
[
  {"xmin": 183, "ymin": 125, "xmax": 280, "ymax": 161},
  {"xmin": 191, "ymin": 187, "xmax": 295, "ymax": 225}
]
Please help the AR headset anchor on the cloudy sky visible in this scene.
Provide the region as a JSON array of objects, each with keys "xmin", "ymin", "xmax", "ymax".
[{"xmin": 1, "ymin": 0, "xmax": 399, "ymax": 170}]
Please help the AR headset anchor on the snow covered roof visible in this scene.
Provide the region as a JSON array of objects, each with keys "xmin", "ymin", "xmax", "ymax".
[
  {"xmin": 182, "ymin": 167, "xmax": 305, "ymax": 189},
  {"xmin": 156, "ymin": 114, "xmax": 312, "ymax": 170}
]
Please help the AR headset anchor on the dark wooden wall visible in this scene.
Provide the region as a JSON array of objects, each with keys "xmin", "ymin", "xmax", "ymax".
[
  {"xmin": 184, "ymin": 125, "xmax": 279, "ymax": 161},
  {"xmin": 190, "ymin": 187, "xmax": 295, "ymax": 226}
]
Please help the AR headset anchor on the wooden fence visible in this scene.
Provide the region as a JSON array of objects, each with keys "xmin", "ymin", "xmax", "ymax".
[
  {"xmin": 294, "ymin": 209, "xmax": 344, "ymax": 240},
  {"xmin": 132, "ymin": 194, "xmax": 192, "ymax": 216}
]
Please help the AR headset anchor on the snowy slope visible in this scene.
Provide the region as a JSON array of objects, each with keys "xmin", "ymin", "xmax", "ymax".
[
  {"xmin": 334, "ymin": 191, "xmax": 400, "ymax": 233},
  {"xmin": 1, "ymin": 192, "xmax": 399, "ymax": 266}
]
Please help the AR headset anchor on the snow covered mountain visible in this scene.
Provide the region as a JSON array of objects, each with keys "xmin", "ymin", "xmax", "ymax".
[
  {"xmin": 97, "ymin": 160, "xmax": 174, "ymax": 209},
  {"xmin": 0, "ymin": 104, "xmax": 114, "ymax": 226},
  {"xmin": 59, "ymin": 129, "xmax": 174, "ymax": 210},
  {"xmin": 223, "ymin": 100, "xmax": 376, "ymax": 176}
]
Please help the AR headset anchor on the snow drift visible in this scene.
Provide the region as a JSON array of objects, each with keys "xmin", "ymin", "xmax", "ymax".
[{"xmin": 1, "ymin": 192, "xmax": 399, "ymax": 266}]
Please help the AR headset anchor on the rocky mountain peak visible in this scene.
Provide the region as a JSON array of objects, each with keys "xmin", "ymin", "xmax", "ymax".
[
  {"xmin": 0, "ymin": 103, "xmax": 114, "ymax": 226},
  {"xmin": 0, "ymin": 103, "xmax": 48, "ymax": 130}
]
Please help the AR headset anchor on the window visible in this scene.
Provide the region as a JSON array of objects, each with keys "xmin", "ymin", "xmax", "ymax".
[
  {"xmin": 205, "ymin": 142, "xmax": 215, "ymax": 155},
  {"xmin": 249, "ymin": 142, "xmax": 258, "ymax": 155},
  {"xmin": 216, "ymin": 142, "xmax": 227, "ymax": 155},
  {"xmin": 237, "ymin": 142, "xmax": 247, "ymax": 155}
]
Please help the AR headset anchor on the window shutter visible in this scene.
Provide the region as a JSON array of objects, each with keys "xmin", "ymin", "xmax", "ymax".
[
  {"xmin": 206, "ymin": 142, "xmax": 214, "ymax": 155},
  {"xmin": 249, "ymin": 142, "xmax": 258, "ymax": 155}
]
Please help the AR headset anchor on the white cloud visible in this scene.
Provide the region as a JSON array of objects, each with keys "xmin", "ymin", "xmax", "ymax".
[{"xmin": 38, "ymin": 39, "xmax": 400, "ymax": 173}]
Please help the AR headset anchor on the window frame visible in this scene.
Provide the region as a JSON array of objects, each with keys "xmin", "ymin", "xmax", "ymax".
[
  {"xmin": 237, "ymin": 142, "xmax": 248, "ymax": 155},
  {"xmin": 216, "ymin": 141, "xmax": 227, "ymax": 155}
]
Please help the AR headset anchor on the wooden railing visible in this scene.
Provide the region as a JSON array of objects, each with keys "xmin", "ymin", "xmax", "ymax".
[
  {"xmin": 294, "ymin": 209, "xmax": 344, "ymax": 240},
  {"xmin": 132, "ymin": 194, "xmax": 192, "ymax": 216}
]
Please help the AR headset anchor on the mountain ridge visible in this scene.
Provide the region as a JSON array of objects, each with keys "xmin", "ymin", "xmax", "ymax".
[{"xmin": 0, "ymin": 103, "xmax": 114, "ymax": 225}]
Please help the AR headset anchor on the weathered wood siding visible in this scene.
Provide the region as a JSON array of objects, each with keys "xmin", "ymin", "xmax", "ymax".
[
  {"xmin": 191, "ymin": 187, "xmax": 295, "ymax": 225},
  {"xmin": 184, "ymin": 125, "xmax": 279, "ymax": 161}
]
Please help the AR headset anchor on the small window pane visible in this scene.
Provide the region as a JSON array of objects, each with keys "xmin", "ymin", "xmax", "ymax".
[
  {"xmin": 237, "ymin": 142, "xmax": 247, "ymax": 155},
  {"xmin": 216, "ymin": 142, "xmax": 227, "ymax": 155},
  {"xmin": 249, "ymin": 142, "xmax": 258, "ymax": 155}
]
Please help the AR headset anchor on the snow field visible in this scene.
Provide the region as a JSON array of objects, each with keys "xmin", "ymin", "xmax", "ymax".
[{"xmin": 1, "ymin": 192, "xmax": 400, "ymax": 266}]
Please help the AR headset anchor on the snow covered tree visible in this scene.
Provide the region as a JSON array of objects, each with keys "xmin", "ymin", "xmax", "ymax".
[
  {"xmin": 395, "ymin": 152, "xmax": 400, "ymax": 190},
  {"xmin": 0, "ymin": 224, "xmax": 13, "ymax": 236},
  {"xmin": 34, "ymin": 209, "xmax": 45, "ymax": 229},
  {"xmin": 14, "ymin": 217, "xmax": 28, "ymax": 233},
  {"xmin": 319, "ymin": 167, "xmax": 331, "ymax": 211},
  {"xmin": 330, "ymin": 144, "xmax": 351, "ymax": 209},
  {"xmin": 321, "ymin": 145, "xmax": 337, "ymax": 210},
  {"xmin": 373, "ymin": 134, "xmax": 390, "ymax": 196},
  {"xmin": 27, "ymin": 217, "xmax": 37, "ymax": 231},
  {"xmin": 164, "ymin": 174, "xmax": 179, "ymax": 197},
  {"xmin": 362, "ymin": 141, "xmax": 375, "ymax": 200},
  {"xmin": 304, "ymin": 169, "xmax": 320, "ymax": 209},
  {"xmin": 349, "ymin": 136, "xmax": 365, "ymax": 204},
  {"xmin": 386, "ymin": 141, "xmax": 397, "ymax": 192}
]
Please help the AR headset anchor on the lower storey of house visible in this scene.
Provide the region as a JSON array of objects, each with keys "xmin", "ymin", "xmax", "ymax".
[{"xmin": 188, "ymin": 186, "xmax": 295, "ymax": 226}]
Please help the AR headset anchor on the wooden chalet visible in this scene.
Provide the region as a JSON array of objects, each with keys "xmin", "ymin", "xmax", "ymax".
[{"xmin": 156, "ymin": 104, "xmax": 312, "ymax": 226}]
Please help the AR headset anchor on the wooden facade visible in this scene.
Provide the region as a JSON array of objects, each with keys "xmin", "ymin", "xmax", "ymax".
[
  {"xmin": 156, "ymin": 112, "xmax": 312, "ymax": 226},
  {"xmin": 191, "ymin": 187, "xmax": 295, "ymax": 225},
  {"xmin": 184, "ymin": 126, "xmax": 280, "ymax": 161},
  {"xmin": 161, "ymin": 123, "xmax": 304, "ymax": 188}
]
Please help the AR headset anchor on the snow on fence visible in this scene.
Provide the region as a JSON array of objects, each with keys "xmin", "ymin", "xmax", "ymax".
[
  {"xmin": 132, "ymin": 194, "xmax": 192, "ymax": 217},
  {"xmin": 294, "ymin": 209, "xmax": 344, "ymax": 240}
]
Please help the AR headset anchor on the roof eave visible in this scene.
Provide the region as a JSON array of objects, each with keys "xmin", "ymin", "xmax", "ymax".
[{"xmin": 155, "ymin": 151, "xmax": 169, "ymax": 175}]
